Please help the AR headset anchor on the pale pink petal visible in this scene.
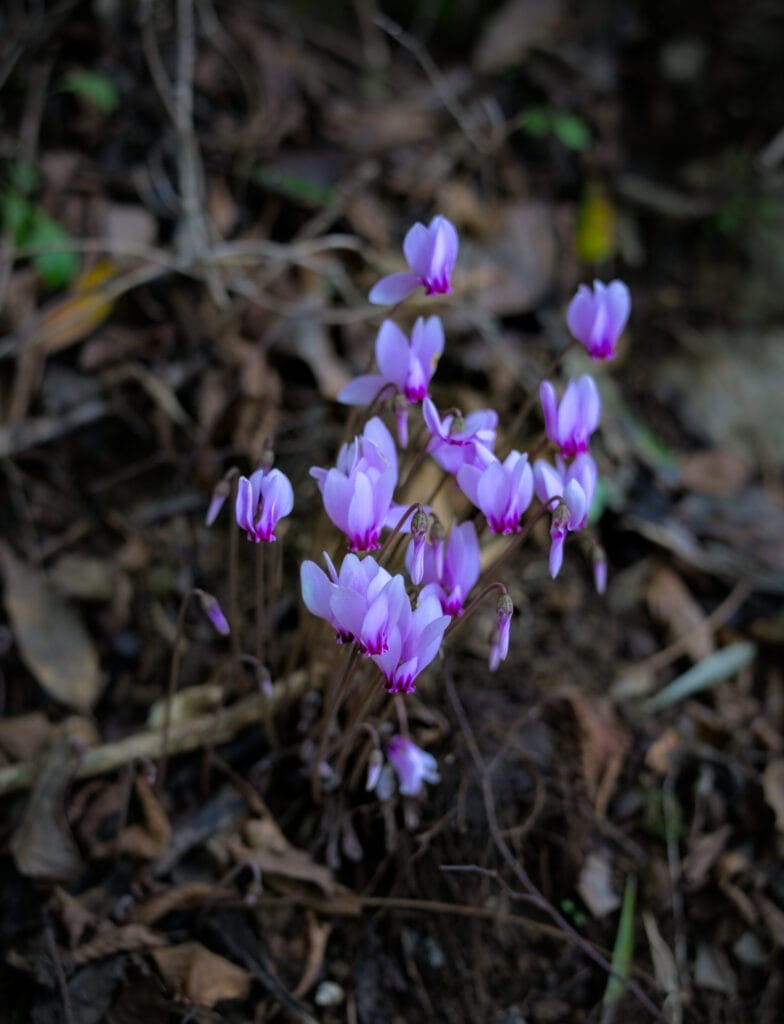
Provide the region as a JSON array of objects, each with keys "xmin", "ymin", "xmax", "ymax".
[{"xmin": 369, "ymin": 272, "xmax": 420, "ymax": 305}]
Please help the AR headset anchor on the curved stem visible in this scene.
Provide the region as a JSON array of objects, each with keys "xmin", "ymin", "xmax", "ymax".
[
  {"xmin": 507, "ymin": 339, "xmax": 578, "ymax": 440},
  {"xmin": 445, "ymin": 581, "xmax": 508, "ymax": 640},
  {"xmin": 157, "ymin": 588, "xmax": 198, "ymax": 793}
]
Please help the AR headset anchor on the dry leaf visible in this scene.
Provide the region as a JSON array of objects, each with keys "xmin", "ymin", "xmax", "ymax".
[
  {"xmin": 683, "ymin": 825, "xmax": 732, "ymax": 889},
  {"xmin": 224, "ymin": 814, "xmax": 338, "ymax": 897},
  {"xmin": 92, "ymin": 775, "xmax": 172, "ymax": 860},
  {"xmin": 645, "ymin": 565, "xmax": 714, "ymax": 663},
  {"xmin": 678, "ymin": 449, "xmax": 753, "ymax": 497},
  {"xmin": 0, "ymin": 545, "xmax": 102, "ymax": 712},
  {"xmin": 577, "ymin": 850, "xmax": 621, "ymax": 918},
  {"xmin": 72, "ymin": 923, "xmax": 164, "ymax": 965},
  {"xmin": 762, "ymin": 759, "xmax": 784, "ymax": 833},
  {"xmin": 645, "ymin": 726, "xmax": 683, "ymax": 775},
  {"xmin": 0, "ymin": 712, "xmax": 53, "ymax": 762},
  {"xmin": 49, "ymin": 553, "xmax": 118, "ymax": 601},
  {"xmin": 11, "ymin": 732, "xmax": 84, "ymax": 880},
  {"xmin": 473, "ymin": 0, "xmax": 566, "ymax": 72},
  {"xmin": 148, "ymin": 684, "xmax": 223, "ymax": 729},
  {"xmin": 131, "ymin": 883, "xmax": 232, "ymax": 926},
  {"xmin": 152, "ymin": 942, "xmax": 250, "ymax": 1007},
  {"xmin": 50, "ymin": 886, "xmax": 98, "ymax": 948},
  {"xmin": 293, "ymin": 913, "xmax": 331, "ymax": 999},
  {"xmin": 32, "ymin": 260, "xmax": 116, "ymax": 353}
]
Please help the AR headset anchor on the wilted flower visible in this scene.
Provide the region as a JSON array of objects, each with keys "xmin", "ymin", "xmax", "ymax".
[
  {"xmin": 423, "ymin": 398, "xmax": 497, "ymax": 474},
  {"xmin": 533, "ymin": 454, "xmax": 598, "ymax": 577},
  {"xmin": 369, "ymin": 216, "xmax": 458, "ymax": 305},
  {"xmin": 457, "ymin": 451, "xmax": 534, "ymax": 535},
  {"xmin": 540, "ymin": 375, "xmax": 601, "ymax": 458},
  {"xmin": 387, "ymin": 735, "xmax": 440, "ymax": 796},
  {"xmin": 310, "ymin": 417, "xmax": 398, "ymax": 552},
  {"xmin": 417, "ymin": 521, "xmax": 480, "ymax": 616},
  {"xmin": 235, "ymin": 467, "xmax": 294, "ymax": 542},
  {"xmin": 489, "ymin": 593, "xmax": 513, "ymax": 671},
  {"xmin": 337, "ymin": 317, "xmax": 445, "ymax": 408},
  {"xmin": 566, "ymin": 279, "xmax": 631, "ymax": 360}
]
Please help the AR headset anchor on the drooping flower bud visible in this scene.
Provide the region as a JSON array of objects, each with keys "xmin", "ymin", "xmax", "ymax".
[
  {"xmin": 489, "ymin": 592, "xmax": 513, "ymax": 671},
  {"xmin": 429, "ymin": 518, "xmax": 446, "ymax": 580},
  {"xmin": 195, "ymin": 588, "xmax": 230, "ymax": 636},
  {"xmin": 394, "ymin": 392, "xmax": 409, "ymax": 449},
  {"xmin": 366, "ymin": 748, "xmax": 384, "ymax": 792},
  {"xmin": 205, "ymin": 471, "xmax": 235, "ymax": 526},
  {"xmin": 408, "ymin": 508, "xmax": 429, "ymax": 585},
  {"xmin": 592, "ymin": 543, "xmax": 607, "ymax": 595}
]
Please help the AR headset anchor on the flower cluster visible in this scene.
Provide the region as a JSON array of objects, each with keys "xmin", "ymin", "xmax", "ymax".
[{"xmin": 204, "ymin": 213, "xmax": 629, "ymax": 801}]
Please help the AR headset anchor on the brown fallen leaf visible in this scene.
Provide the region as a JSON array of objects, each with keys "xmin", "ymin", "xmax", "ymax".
[
  {"xmin": 31, "ymin": 260, "xmax": 116, "ymax": 354},
  {"xmin": 678, "ymin": 449, "xmax": 753, "ymax": 497},
  {"xmin": 645, "ymin": 564, "xmax": 714, "ymax": 663},
  {"xmin": 50, "ymin": 886, "xmax": 98, "ymax": 948},
  {"xmin": 0, "ymin": 544, "xmax": 102, "ymax": 712},
  {"xmin": 130, "ymin": 883, "xmax": 234, "ymax": 927},
  {"xmin": 151, "ymin": 942, "xmax": 250, "ymax": 1007},
  {"xmin": 683, "ymin": 825, "xmax": 733, "ymax": 890},
  {"xmin": 223, "ymin": 814, "xmax": 338, "ymax": 898},
  {"xmin": 11, "ymin": 731, "xmax": 84, "ymax": 881},
  {"xmin": 292, "ymin": 912, "xmax": 331, "ymax": 1000},
  {"xmin": 473, "ymin": 0, "xmax": 567, "ymax": 72},
  {"xmin": 0, "ymin": 712, "xmax": 53, "ymax": 762},
  {"xmin": 92, "ymin": 775, "xmax": 172, "ymax": 861},
  {"xmin": 72, "ymin": 923, "xmax": 165, "ymax": 966}
]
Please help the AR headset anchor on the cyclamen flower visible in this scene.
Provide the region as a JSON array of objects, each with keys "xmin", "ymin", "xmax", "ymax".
[
  {"xmin": 310, "ymin": 417, "xmax": 398, "ymax": 552},
  {"xmin": 300, "ymin": 552, "xmax": 407, "ymax": 654},
  {"xmin": 457, "ymin": 451, "xmax": 534, "ymax": 535},
  {"xmin": 369, "ymin": 215, "xmax": 458, "ymax": 305},
  {"xmin": 540, "ymin": 375, "xmax": 601, "ymax": 458},
  {"xmin": 567, "ymin": 280, "xmax": 631, "ymax": 360},
  {"xmin": 338, "ymin": 317, "xmax": 444, "ymax": 407},
  {"xmin": 235, "ymin": 467, "xmax": 294, "ymax": 542},
  {"xmin": 533, "ymin": 454, "xmax": 598, "ymax": 578},
  {"xmin": 387, "ymin": 735, "xmax": 440, "ymax": 796},
  {"xmin": 423, "ymin": 398, "xmax": 497, "ymax": 474},
  {"xmin": 371, "ymin": 591, "xmax": 450, "ymax": 694},
  {"xmin": 416, "ymin": 521, "xmax": 480, "ymax": 616}
]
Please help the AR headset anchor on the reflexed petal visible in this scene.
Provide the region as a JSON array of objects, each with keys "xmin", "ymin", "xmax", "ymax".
[
  {"xmin": 410, "ymin": 315, "xmax": 444, "ymax": 371},
  {"xmin": 403, "ymin": 222, "xmax": 432, "ymax": 275},
  {"xmin": 337, "ymin": 374, "xmax": 389, "ymax": 405},
  {"xmin": 375, "ymin": 320, "xmax": 410, "ymax": 388},
  {"xmin": 300, "ymin": 561, "xmax": 333, "ymax": 620},
  {"xmin": 540, "ymin": 380, "xmax": 558, "ymax": 441},
  {"xmin": 604, "ymin": 279, "xmax": 631, "ymax": 337},
  {"xmin": 368, "ymin": 272, "xmax": 420, "ymax": 305}
]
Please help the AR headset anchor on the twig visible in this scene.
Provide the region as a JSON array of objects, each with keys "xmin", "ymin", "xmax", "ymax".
[
  {"xmin": 0, "ymin": 672, "xmax": 308, "ymax": 798},
  {"xmin": 156, "ymin": 589, "xmax": 198, "ymax": 793},
  {"xmin": 444, "ymin": 669, "xmax": 666, "ymax": 1022}
]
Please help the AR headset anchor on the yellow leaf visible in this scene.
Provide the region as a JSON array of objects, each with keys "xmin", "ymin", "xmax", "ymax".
[
  {"xmin": 576, "ymin": 182, "xmax": 617, "ymax": 264},
  {"xmin": 32, "ymin": 259, "xmax": 117, "ymax": 353}
]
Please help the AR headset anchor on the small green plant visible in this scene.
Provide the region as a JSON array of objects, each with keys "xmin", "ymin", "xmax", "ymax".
[
  {"xmin": 518, "ymin": 106, "xmax": 592, "ymax": 151},
  {"xmin": 58, "ymin": 69, "xmax": 119, "ymax": 113},
  {"xmin": 2, "ymin": 162, "xmax": 78, "ymax": 289},
  {"xmin": 559, "ymin": 897, "xmax": 588, "ymax": 928}
]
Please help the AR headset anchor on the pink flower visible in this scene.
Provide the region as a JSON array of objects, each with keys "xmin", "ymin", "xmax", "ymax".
[
  {"xmin": 371, "ymin": 592, "xmax": 450, "ymax": 694},
  {"xmin": 540, "ymin": 375, "xmax": 601, "ymax": 458},
  {"xmin": 235, "ymin": 467, "xmax": 294, "ymax": 542},
  {"xmin": 369, "ymin": 216, "xmax": 459, "ymax": 305},
  {"xmin": 489, "ymin": 593, "xmax": 513, "ymax": 672},
  {"xmin": 417, "ymin": 521, "xmax": 480, "ymax": 616},
  {"xmin": 457, "ymin": 451, "xmax": 534, "ymax": 535},
  {"xmin": 387, "ymin": 735, "xmax": 440, "ymax": 796},
  {"xmin": 300, "ymin": 552, "xmax": 406, "ymax": 654},
  {"xmin": 533, "ymin": 454, "xmax": 598, "ymax": 577},
  {"xmin": 423, "ymin": 398, "xmax": 497, "ymax": 474},
  {"xmin": 567, "ymin": 280, "xmax": 631, "ymax": 360},
  {"xmin": 310, "ymin": 418, "xmax": 398, "ymax": 552},
  {"xmin": 338, "ymin": 317, "xmax": 445, "ymax": 407}
]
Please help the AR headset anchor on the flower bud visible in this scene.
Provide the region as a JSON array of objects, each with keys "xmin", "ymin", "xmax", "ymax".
[
  {"xmin": 195, "ymin": 588, "xmax": 230, "ymax": 636},
  {"xmin": 592, "ymin": 543, "xmax": 607, "ymax": 595},
  {"xmin": 366, "ymin": 748, "xmax": 384, "ymax": 792},
  {"xmin": 489, "ymin": 592, "xmax": 513, "ymax": 671},
  {"xmin": 394, "ymin": 392, "xmax": 409, "ymax": 449}
]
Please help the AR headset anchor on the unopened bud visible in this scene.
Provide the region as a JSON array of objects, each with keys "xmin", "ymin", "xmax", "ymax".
[
  {"xmin": 430, "ymin": 518, "xmax": 445, "ymax": 579},
  {"xmin": 411, "ymin": 508, "xmax": 428, "ymax": 539},
  {"xmin": 490, "ymin": 592, "xmax": 513, "ymax": 671},
  {"xmin": 366, "ymin": 748, "xmax": 384, "ymax": 792},
  {"xmin": 205, "ymin": 472, "xmax": 234, "ymax": 526},
  {"xmin": 195, "ymin": 588, "xmax": 230, "ymax": 636},
  {"xmin": 592, "ymin": 544, "xmax": 607, "ymax": 595},
  {"xmin": 449, "ymin": 413, "xmax": 466, "ymax": 436},
  {"xmin": 394, "ymin": 393, "xmax": 409, "ymax": 449},
  {"xmin": 551, "ymin": 501, "xmax": 571, "ymax": 538}
]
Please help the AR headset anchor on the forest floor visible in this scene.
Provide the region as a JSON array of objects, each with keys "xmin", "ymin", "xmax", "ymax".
[{"xmin": 1, "ymin": 2, "xmax": 784, "ymax": 1022}]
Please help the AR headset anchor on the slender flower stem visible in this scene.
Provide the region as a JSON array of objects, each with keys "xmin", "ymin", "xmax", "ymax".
[
  {"xmin": 334, "ymin": 681, "xmax": 385, "ymax": 780},
  {"xmin": 157, "ymin": 588, "xmax": 197, "ymax": 793},
  {"xmin": 255, "ymin": 542, "xmax": 266, "ymax": 671},
  {"xmin": 378, "ymin": 501, "xmax": 423, "ymax": 563},
  {"xmin": 394, "ymin": 693, "xmax": 409, "ymax": 736},
  {"xmin": 476, "ymin": 498, "xmax": 561, "ymax": 591},
  {"xmin": 425, "ymin": 468, "xmax": 451, "ymax": 507},
  {"xmin": 266, "ymin": 537, "xmax": 279, "ymax": 674},
  {"xmin": 444, "ymin": 581, "xmax": 509, "ymax": 640},
  {"xmin": 507, "ymin": 339, "xmax": 577, "ymax": 441},
  {"xmin": 227, "ymin": 472, "xmax": 241, "ymax": 674},
  {"xmin": 312, "ymin": 644, "xmax": 361, "ymax": 800}
]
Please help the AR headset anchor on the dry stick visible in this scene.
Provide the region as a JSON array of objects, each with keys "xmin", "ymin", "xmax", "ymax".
[
  {"xmin": 444, "ymin": 671, "xmax": 666, "ymax": 1023},
  {"xmin": 506, "ymin": 339, "xmax": 578, "ymax": 442},
  {"xmin": 0, "ymin": 673, "xmax": 309, "ymax": 798},
  {"xmin": 227, "ymin": 473, "xmax": 242, "ymax": 673}
]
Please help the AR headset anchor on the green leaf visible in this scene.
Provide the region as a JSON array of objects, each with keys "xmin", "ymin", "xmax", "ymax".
[
  {"xmin": 518, "ymin": 106, "xmax": 551, "ymax": 137},
  {"xmin": 551, "ymin": 113, "xmax": 591, "ymax": 151},
  {"xmin": 642, "ymin": 642, "xmax": 757, "ymax": 713},
  {"xmin": 252, "ymin": 166, "xmax": 335, "ymax": 206},
  {"xmin": 602, "ymin": 876, "xmax": 637, "ymax": 1012},
  {"xmin": 58, "ymin": 70, "xmax": 119, "ymax": 113},
  {"xmin": 7, "ymin": 161, "xmax": 40, "ymax": 196},
  {"xmin": 2, "ymin": 191, "xmax": 34, "ymax": 244},
  {"xmin": 27, "ymin": 209, "xmax": 79, "ymax": 288}
]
